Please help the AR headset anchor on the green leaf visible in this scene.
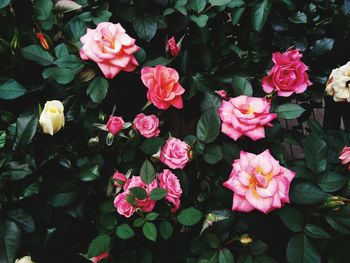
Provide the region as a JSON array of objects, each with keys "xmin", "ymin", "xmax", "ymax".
[
  {"xmin": 0, "ymin": 131, "xmax": 5, "ymax": 149},
  {"xmin": 55, "ymin": 43, "xmax": 69, "ymax": 57},
  {"xmin": 133, "ymin": 16, "xmax": 158, "ymax": 42},
  {"xmin": 7, "ymin": 209, "xmax": 35, "ymax": 233},
  {"xmin": 232, "ymin": 76, "xmax": 253, "ymax": 96},
  {"xmin": 133, "ymin": 218, "xmax": 145, "ymax": 227},
  {"xmin": 290, "ymin": 180, "xmax": 329, "ymax": 205},
  {"xmin": 304, "ymin": 133, "xmax": 327, "ymax": 174},
  {"xmin": 209, "ymin": 0, "xmax": 231, "ymax": 6},
  {"xmin": 251, "ymin": 240, "xmax": 267, "ymax": 256},
  {"xmin": 274, "ymin": 103, "xmax": 305, "ymax": 120},
  {"xmin": 64, "ymin": 17, "xmax": 87, "ymax": 43},
  {"xmin": 177, "ymin": 207, "xmax": 203, "ymax": 226},
  {"xmin": 310, "ymin": 38, "xmax": 334, "ymax": 56},
  {"xmin": 87, "ymin": 77, "xmax": 109, "ymax": 103},
  {"xmin": 159, "ymin": 221, "xmax": 173, "ymax": 240},
  {"xmin": 231, "ymin": 7, "xmax": 245, "ymax": 25},
  {"xmin": 140, "ymin": 159, "xmax": 156, "ymax": 184},
  {"xmin": 190, "ymin": 14, "xmax": 209, "ymax": 28},
  {"xmin": 21, "ymin": 45, "xmax": 54, "ymax": 66},
  {"xmin": 140, "ymin": 137, "xmax": 165, "ymax": 155},
  {"xmin": 42, "ymin": 67, "xmax": 76, "ymax": 84},
  {"xmin": 129, "ymin": 187, "xmax": 148, "ymax": 200},
  {"xmin": 150, "ymin": 188, "xmax": 167, "ymax": 201},
  {"xmin": 13, "ymin": 113, "xmax": 38, "ymax": 150},
  {"xmin": 116, "ymin": 224, "xmax": 135, "ymax": 239},
  {"xmin": 304, "ymin": 224, "xmax": 332, "ymax": 239},
  {"xmin": 203, "ymin": 144, "xmax": 223, "ymax": 164},
  {"xmin": 0, "ymin": 0, "xmax": 10, "ymax": 9},
  {"xmin": 145, "ymin": 212, "xmax": 159, "ymax": 221},
  {"xmin": 288, "ymin": 11, "xmax": 307, "ymax": 24},
  {"xmin": 0, "ymin": 221, "xmax": 21, "ymax": 263},
  {"xmin": 219, "ymin": 248, "xmax": 234, "ymax": 263},
  {"xmin": 79, "ymin": 164, "xmax": 101, "ymax": 181},
  {"xmin": 142, "ymin": 222, "xmax": 157, "ymax": 242},
  {"xmin": 54, "ymin": 0, "xmax": 82, "ymax": 13},
  {"xmin": 251, "ymin": 0, "xmax": 272, "ymax": 32},
  {"xmin": 200, "ymin": 92, "xmax": 222, "ymax": 112},
  {"xmin": 144, "ymin": 56, "xmax": 172, "ymax": 67},
  {"xmin": 326, "ymin": 206, "xmax": 350, "ymax": 234},
  {"xmin": 33, "ymin": 0, "xmax": 53, "ymax": 29},
  {"xmin": 93, "ymin": 10, "xmax": 112, "ymax": 24},
  {"xmin": 87, "ymin": 234, "xmax": 111, "ymax": 258},
  {"xmin": 4, "ymin": 161, "xmax": 32, "ymax": 181},
  {"xmin": 0, "ymin": 79, "xmax": 26, "ymax": 100},
  {"xmin": 286, "ymin": 234, "xmax": 321, "ymax": 263},
  {"xmin": 277, "ymin": 206, "xmax": 304, "ymax": 232},
  {"xmin": 55, "ymin": 55, "xmax": 84, "ymax": 71},
  {"xmin": 189, "ymin": 0, "xmax": 206, "ymax": 13},
  {"xmin": 197, "ymin": 108, "xmax": 220, "ymax": 144},
  {"xmin": 318, "ymin": 172, "xmax": 347, "ymax": 193}
]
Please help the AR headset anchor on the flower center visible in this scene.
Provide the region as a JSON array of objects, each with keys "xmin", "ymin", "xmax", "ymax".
[
  {"xmin": 48, "ymin": 107, "xmax": 59, "ymax": 114},
  {"xmin": 249, "ymin": 166, "xmax": 273, "ymax": 188}
]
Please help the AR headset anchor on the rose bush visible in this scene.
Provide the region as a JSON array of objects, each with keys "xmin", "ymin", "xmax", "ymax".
[{"xmin": 1, "ymin": 1, "xmax": 350, "ymax": 263}]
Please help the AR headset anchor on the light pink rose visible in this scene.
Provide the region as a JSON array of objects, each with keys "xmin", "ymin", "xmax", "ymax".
[
  {"xmin": 223, "ymin": 150, "xmax": 295, "ymax": 214},
  {"xmin": 141, "ymin": 65, "xmax": 185, "ymax": 110},
  {"xmin": 113, "ymin": 192, "xmax": 136, "ymax": 217},
  {"xmin": 106, "ymin": 116, "xmax": 124, "ymax": 135},
  {"xmin": 166, "ymin": 36, "xmax": 180, "ymax": 57},
  {"xmin": 80, "ymin": 22, "xmax": 140, "ymax": 79},
  {"xmin": 160, "ymin": 138, "xmax": 190, "ymax": 169},
  {"xmin": 339, "ymin": 147, "xmax": 350, "ymax": 169},
  {"xmin": 158, "ymin": 169, "xmax": 182, "ymax": 212},
  {"xmin": 113, "ymin": 171, "xmax": 127, "ymax": 188},
  {"xmin": 215, "ymin": 90, "xmax": 228, "ymax": 99},
  {"xmin": 133, "ymin": 113, "xmax": 160, "ymax": 138},
  {"xmin": 262, "ymin": 49, "xmax": 312, "ymax": 97},
  {"xmin": 219, "ymin": 96, "xmax": 277, "ymax": 141}
]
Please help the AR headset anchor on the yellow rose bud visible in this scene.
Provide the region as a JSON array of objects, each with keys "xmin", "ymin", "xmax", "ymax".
[
  {"xmin": 39, "ymin": 100, "xmax": 65, "ymax": 135},
  {"xmin": 15, "ymin": 256, "xmax": 35, "ymax": 263},
  {"xmin": 240, "ymin": 234, "xmax": 253, "ymax": 245}
]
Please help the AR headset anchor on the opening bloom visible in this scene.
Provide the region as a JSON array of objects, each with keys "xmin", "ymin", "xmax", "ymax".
[
  {"xmin": 133, "ymin": 113, "xmax": 160, "ymax": 138},
  {"xmin": 218, "ymin": 96, "xmax": 277, "ymax": 141},
  {"xmin": 158, "ymin": 169, "xmax": 182, "ymax": 212},
  {"xmin": 39, "ymin": 100, "xmax": 65, "ymax": 136},
  {"xmin": 80, "ymin": 22, "xmax": 140, "ymax": 79},
  {"xmin": 113, "ymin": 171, "xmax": 127, "ymax": 188},
  {"xmin": 325, "ymin": 61, "xmax": 350, "ymax": 102},
  {"xmin": 223, "ymin": 150, "xmax": 295, "ymax": 214},
  {"xmin": 106, "ymin": 116, "xmax": 124, "ymax": 135},
  {"xmin": 339, "ymin": 146, "xmax": 350, "ymax": 170},
  {"xmin": 160, "ymin": 138, "xmax": 190, "ymax": 169}
]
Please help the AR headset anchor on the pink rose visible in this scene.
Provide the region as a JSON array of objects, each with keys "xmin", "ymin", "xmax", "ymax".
[
  {"xmin": 215, "ymin": 90, "xmax": 228, "ymax": 99},
  {"xmin": 166, "ymin": 36, "xmax": 180, "ymax": 57},
  {"xmin": 262, "ymin": 49, "xmax": 312, "ymax": 97},
  {"xmin": 113, "ymin": 171, "xmax": 127, "ymax": 188},
  {"xmin": 113, "ymin": 193, "xmax": 136, "ymax": 217},
  {"xmin": 133, "ymin": 113, "xmax": 160, "ymax": 138},
  {"xmin": 219, "ymin": 96, "xmax": 277, "ymax": 141},
  {"xmin": 106, "ymin": 116, "xmax": 124, "ymax": 135},
  {"xmin": 160, "ymin": 138, "xmax": 190, "ymax": 169},
  {"xmin": 141, "ymin": 65, "xmax": 185, "ymax": 110},
  {"xmin": 80, "ymin": 22, "xmax": 140, "ymax": 79},
  {"xmin": 339, "ymin": 147, "xmax": 350, "ymax": 168},
  {"xmin": 223, "ymin": 150, "xmax": 295, "ymax": 214},
  {"xmin": 92, "ymin": 252, "xmax": 109, "ymax": 263},
  {"xmin": 158, "ymin": 169, "xmax": 182, "ymax": 211}
]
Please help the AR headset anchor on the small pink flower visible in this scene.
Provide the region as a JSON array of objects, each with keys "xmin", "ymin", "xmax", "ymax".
[
  {"xmin": 262, "ymin": 49, "xmax": 312, "ymax": 97},
  {"xmin": 80, "ymin": 22, "xmax": 140, "ymax": 79},
  {"xmin": 106, "ymin": 116, "xmax": 124, "ymax": 135},
  {"xmin": 160, "ymin": 138, "xmax": 190, "ymax": 169},
  {"xmin": 223, "ymin": 150, "xmax": 295, "ymax": 214},
  {"xmin": 215, "ymin": 90, "xmax": 228, "ymax": 99},
  {"xmin": 219, "ymin": 96, "xmax": 277, "ymax": 141},
  {"xmin": 141, "ymin": 65, "xmax": 185, "ymax": 110},
  {"xmin": 339, "ymin": 147, "xmax": 350, "ymax": 167},
  {"xmin": 133, "ymin": 113, "xmax": 160, "ymax": 138},
  {"xmin": 113, "ymin": 192, "xmax": 136, "ymax": 217},
  {"xmin": 92, "ymin": 252, "xmax": 109, "ymax": 263},
  {"xmin": 158, "ymin": 169, "xmax": 182, "ymax": 212},
  {"xmin": 166, "ymin": 36, "xmax": 181, "ymax": 57},
  {"xmin": 113, "ymin": 171, "xmax": 127, "ymax": 188}
]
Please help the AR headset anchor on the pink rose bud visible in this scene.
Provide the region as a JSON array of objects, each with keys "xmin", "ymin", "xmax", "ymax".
[
  {"xmin": 158, "ymin": 169, "xmax": 182, "ymax": 212},
  {"xmin": 219, "ymin": 96, "xmax": 277, "ymax": 141},
  {"xmin": 223, "ymin": 150, "xmax": 295, "ymax": 214},
  {"xmin": 160, "ymin": 138, "xmax": 190, "ymax": 169},
  {"xmin": 141, "ymin": 65, "xmax": 185, "ymax": 110},
  {"xmin": 339, "ymin": 146, "xmax": 350, "ymax": 166},
  {"xmin": 92, "ymin": 252, "xmax": 109, "ymax": 263},
  {"xmin": 215, "ymin": 90, "xmax": 228, "ymax": 99},
  {"xmin": 106, "ymin": 116, "xmax": 124, "ymax": 135},
  {"xmin": 80, "ymin": 22, "xmax": 140, "ymax": 79},
  {"xmin": 166, "ymin": 36, "xmax": 181, "ymax": 57},
  {"xmin": 133, "ymin": 113, "xmax": 160, "ymax": 138},
  {"xmin": 113, "ymin": 171, "xmax": 127, "ymax": 187},
  {"xmin": 262, "ymin": 49, "xmax": 312, "ymax": 97}
]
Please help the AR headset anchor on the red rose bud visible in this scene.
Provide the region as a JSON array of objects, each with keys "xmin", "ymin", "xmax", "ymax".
[
  {"xmin": 92, "ymin": 251, "xmax": 109, "ymax": 263},
  {"xmin": 166, "ymin": 36, "xmax": 180, "ymax": 57},
  {"xmin": 36, "ymin": 33, "xmax": 49, "ymax": 50}
]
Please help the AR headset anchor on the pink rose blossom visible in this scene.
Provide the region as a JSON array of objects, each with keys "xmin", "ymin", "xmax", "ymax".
[
  {"xmin": 113, "ymin": 192, "xmax": 136, "ymax": 217},
  {"xmin": 92, "ymin": 252, "xmax": 109, "ymax": 263},
  {"xmin": 106, "ymin": 116, "xmax": 124, "ymax": 135},
  {"xmin": 113, "ymin": 171, "xmax": 127, "ymax": 188},
  {"xmin": 133, "ymin": 113, "xmax": 160, "ymax": 138},
  {"xmin": 223, "ymin": 150, "xmax": 295, "ymax": 214},
  {"xmin": 141, "ymin": 65, "xmax": 185, "ymax": 110},
  {"xmin": 262, "ymin": 49, "xmax": 312, "ymax": 97},
  {"xmin": 215, "ymin": 90, "xmax": 228, "ymax": 99},
  {"xmin": 219, "ymin": 96, "xmax": 277, "ymax": 141},
  {"xmin": 339, "ymin": 147, "xmax": 350, "ymax": 169},
  {"xmin": 166, "ymin": 36, "xmax": 180, "ymax": 57},
  {"xmin": 160, "ymin": 138, "xmax": 190, "ymax": 169},
  {"xmin": 80, "ymin": 22, "xmax": 140, "ymax": 79},
  {"xmin": 158, "ymin": 169, "xmax": 182, "ymax": 212}
]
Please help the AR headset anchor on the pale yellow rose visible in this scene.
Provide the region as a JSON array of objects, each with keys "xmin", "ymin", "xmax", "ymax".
[
  {"xmin": 15, "ymin": 256, "xmax": 35, "ymax": 263},
  {"xmin": 39, "ymin": 100, "xmax": 65, "ymax": 135},
  {"xmin": 325, "ymin": 62, "xmax": 350, "ymax": 102}
]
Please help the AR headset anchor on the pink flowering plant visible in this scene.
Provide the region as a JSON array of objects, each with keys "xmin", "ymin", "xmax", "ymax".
[{"xmin": 2, "ymin": 1, "xmax": 350, "ymax": 263}]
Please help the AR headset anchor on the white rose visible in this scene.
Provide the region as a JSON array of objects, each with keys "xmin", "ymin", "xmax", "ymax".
[
  {"xmin": 39, "ymin": 100, "xmax": 65, "ymax": 135},
  {"xmin": 325, "ymin": 61, "xmax": 350, "ymax": 102},
  {"xmin": 15, "ymin": 256, "xmax": 35, "ymax": 263}
]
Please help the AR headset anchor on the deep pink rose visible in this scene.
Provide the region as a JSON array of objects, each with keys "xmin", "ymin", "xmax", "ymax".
[
  {"xmin": 223, "ymin": 150, "xmax": 295, "ymax": 214},
  {"xmin": 339, "ymin": 147, "xmax": 350, "ymax": 170},
  {"xmin": 262, "ymin": 49, "xmax": 312, "ymax": 97},
  {"xmin": 219, "ymin": 96, "xmax": 277, "ymax": 141},
  {"xmin": 92, "ymin": 252, "xmax": 109, "ymax": 263},
  {"xmin": 215, "ymin": 90, "xmax": 228, "ymax": 99},
  {"xmin": 141, "ymin": 65, "xmax": 185, "ymax": 110},
  {"xmin": 80, "ymin": 22, "xmax": 140, "ymax": 79},
  {"xmin": 158, "ymin": 169, "xmax": 182, "ymax": 212},
  {"xmin": 113, "ymin": 171, "xmax": 127, "ymax": 188},
  {"xmin": 160, "ymin": 138, "xmax": 190, "ymax": 169},
  {"xmin": 133, "ymin": 113, "xmax": 160, "ymax": 138},
  {"xmin": 113, "ymin": 192, "xmax": 136, "ymax": 217},
  {"xmin": 166, "ymin": 36, "xmax": 180, "ymax": 57},
  {"xmin": 106, "ymin": 116, "xmax": 124, "ymax": 135}
]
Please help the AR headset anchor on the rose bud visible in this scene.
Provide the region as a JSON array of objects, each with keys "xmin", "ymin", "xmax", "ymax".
[
  {"xmin": 106, "ymin": 116, "xmax": 124, "ymax": 135},
  {"xmin": 36, "ymin": 32, "xmax": 49, "ymax": 50},
  {"xmin": 166, "ymin": 36, "xmax": 181, "ymax": 58},
  {"xmin": 15, "ymin": 256, "xmax": 35, "ymax": 263},
  {"xmin": 39, "ymin": 100, "xmax": 65, "ymax": 135}
]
